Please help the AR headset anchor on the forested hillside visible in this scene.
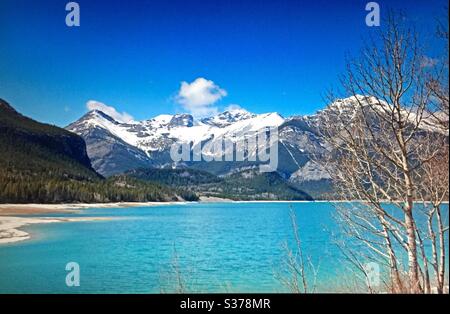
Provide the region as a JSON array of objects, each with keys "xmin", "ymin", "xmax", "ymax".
[{"xmin": 126, "ymin": 168, "xmax": 313, "ymax": 201}]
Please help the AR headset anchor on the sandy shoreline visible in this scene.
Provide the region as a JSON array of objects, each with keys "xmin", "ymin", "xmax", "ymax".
[
  {"xmin": 0, "ymin": 202, "xmax": 184, "ymax": 244},
  {"xmin": 0, "ymin": 201, "xmax": 186, "ymax": 216},
  {"xmin": 0, "ymin": 200, "xmax": 343, "ymax": 215},
  {"xmin": 0, "ymin": 216, "xmax": 112, "ymax": 244}
]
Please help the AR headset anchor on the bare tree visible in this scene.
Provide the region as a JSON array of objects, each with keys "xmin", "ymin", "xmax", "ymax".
[
  {"xmin": 159, "ymin": 244, "xmax": 194, "ymax": 293},
  {"xmin": 417, "ymin": 134, "xmax": 449, "ymax": 293},
  {"xmin": 276, "ymin": 207, "xmax": 319, "ymax": 293},
  {"xmin": 317, "ymin": 12, "xmax": 449, "ymax": 293}
]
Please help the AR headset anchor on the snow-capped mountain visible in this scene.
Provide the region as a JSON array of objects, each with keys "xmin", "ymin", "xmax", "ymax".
[
  {"xmin": 69, "ymin": 109, "xmax": 284, "ymax": 153},
  {"xmin": 307, "ymin": 95, "xmax": 448, "ymax": 134},
  {"xmin": 66, "ymin": 108, "xmax": 293, "ymax": 177}
]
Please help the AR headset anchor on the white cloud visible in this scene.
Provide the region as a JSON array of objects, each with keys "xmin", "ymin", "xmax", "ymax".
[
  {"xmin": 86, "ymin": 100, "xmax": 134, "ymax": 123},
  {"xmin": 175, "ymin": 77, "xmax": 227, "ymax": 117}
]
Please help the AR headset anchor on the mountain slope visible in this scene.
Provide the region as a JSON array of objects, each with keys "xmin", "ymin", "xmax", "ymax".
[
  {"xmin": 0, "ymin": 98, "xmax": 99, "ymax": 181},
  {"xmin": 218, "ymin": 169, "xmax": 313, "ymax": 200},
  {"xmin": 126, "ymin": 168, "xmax": 221, "ymax": 186},
  {"xmin": 66, "ymin": 110, "xmax": 154, "ymax": 176},
  {"xmin": 125, "ymin": 167, "xmax": 313, "ymax": 201}
]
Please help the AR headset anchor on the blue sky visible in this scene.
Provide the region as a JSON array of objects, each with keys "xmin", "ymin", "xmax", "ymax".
[{"xmin": 0, "ymin": 0, "xmax": 447, "ymax": 126}]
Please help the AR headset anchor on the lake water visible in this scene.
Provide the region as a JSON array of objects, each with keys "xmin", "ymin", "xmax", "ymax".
[{"xmin": 0, "ymin": 202, "xmax": 447, "ymax": 293}]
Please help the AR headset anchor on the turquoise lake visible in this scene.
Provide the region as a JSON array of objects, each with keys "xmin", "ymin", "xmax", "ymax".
[{"xmin": 0, "ymin": 202, "xmax": 447, "ymax": 293}]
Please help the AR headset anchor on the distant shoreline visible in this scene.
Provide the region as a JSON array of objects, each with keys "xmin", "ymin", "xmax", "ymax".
[
  {"xmin": 1, "ymin": 199, "xmax": 448, "ymax": 215},
  {"xmin": 0, "ymin": 199, "xmax": 351, "ymax": 216},
  {"xmin": 0, "ymin": 202, "xmax": 185, "ymax": 216},
  {"xmin": 0, "ymin": 200, "xmax": 325, "ymax": 215}
]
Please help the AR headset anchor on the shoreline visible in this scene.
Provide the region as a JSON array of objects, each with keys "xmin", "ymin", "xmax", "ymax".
[
  {"xmin": 0, "ymin": 216, "xmax": 112, "ymax": 244},
  {"xmin": 0, "ymin": 202, "xmax": 183, "ymax": 244},
  {"xmin": 0, "ymin": 202, "xmax": 186, "ymax": 216},
  {"xmin": 1, "ymin": 199, "xmax": 447, "ymax": 215},
  {"xmin": 0, "ymin": 200, "xmax": 338, "ymax": 215}
]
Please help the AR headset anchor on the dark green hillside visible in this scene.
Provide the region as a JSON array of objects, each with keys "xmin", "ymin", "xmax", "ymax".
[
  {"xmin": 217, "ymin": 169, "xmax": 313, "ymax": 201},
  {"xmin": 0, "ymin": 99, "xmax": 197, "ymax": 203},
  {"xmin": 0, "ymin": 99, "xmax": 98, "ymax": 181},
  {"xmin": 127, "ymin": 167, "xmax": 313, "ymax": 201},
  {"xmin": 126, "ymin": 168, "xmax": 221, "ymax": 186},
  {"xmin": 292, "ymin": 179, "xmax": 336, "ymax": 200}
]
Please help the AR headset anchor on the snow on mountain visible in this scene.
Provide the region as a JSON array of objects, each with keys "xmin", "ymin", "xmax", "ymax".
[
  {"xmin": 66, "ymin": 107, "xmax": 287, "ymax": 176},
  {"xmin": 201, "ymin": 108, "xmax": 256, "ymax": 127},
  {"xmin": 309, "ymin": 95, "xmax": 447, "ymax": 134},
  {"xmin": 68, "ymin": 110, "xmax": 142, "ymax": 148},
  {"xmin": 148, "ymin": 114, "xmax": 173, "ymax": 126},
  {"xmin": 69, "ymin": 108, "xmax": 284, "ymax": 151}
]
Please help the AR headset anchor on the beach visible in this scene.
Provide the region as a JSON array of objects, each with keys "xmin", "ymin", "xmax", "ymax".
[
  {"xmin": 0, "ymin": 216, "xmax": 115, "ymax": 244},
  {"xmin": 0, "ymin": 203, "xmax": 148, "ymax": 244},
  {"xmin": 0, "ymin": 202, "xmax": 189, "ymax": 216}
]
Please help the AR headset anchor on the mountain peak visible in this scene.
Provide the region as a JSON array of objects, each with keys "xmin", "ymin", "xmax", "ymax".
[
  {"xmin": 65, "ymin": 109, "xmax": 120, "ymax": 131},
  {"xmin": 326, "ymin": 95, "xmax": 386, "ymax": 112},
  {"xmin": 201, "ymin": 108, "xmax": 256, "ymax": 127},
  {"xmin": 85, "ymin": 109, "xmax": 120, "ymax": 124}
]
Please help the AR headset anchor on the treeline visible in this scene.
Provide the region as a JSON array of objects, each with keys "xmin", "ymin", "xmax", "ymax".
[
  {"xmin": 126, "ymin": 168, "xmax": 221, "ymax": 186},
  {"xmin": 0, "ymin": 170, "xmax": 198, "ymax": 203},
  {"xmin": 126, "ymin": 168, "xmax": 313, "ymax": 201}
]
